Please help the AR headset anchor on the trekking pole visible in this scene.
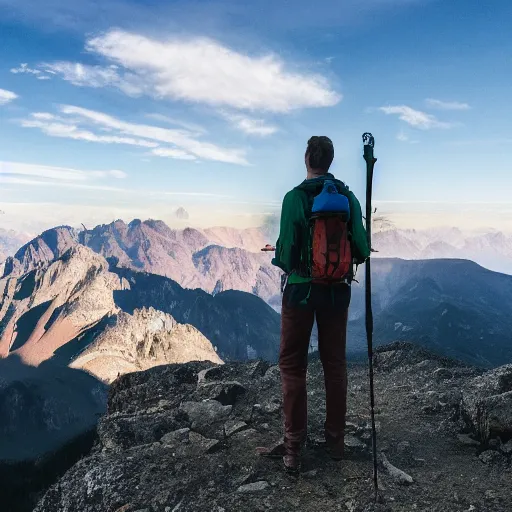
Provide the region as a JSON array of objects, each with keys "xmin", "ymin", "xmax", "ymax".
[{"xmin": 362, "ymin": 132, "xmax": 380, "ymax": 503}]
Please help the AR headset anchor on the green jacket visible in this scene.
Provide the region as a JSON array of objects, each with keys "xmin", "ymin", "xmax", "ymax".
[{"xmin": 271, "ymin": 173, "xmax": 370, "ymax": 285}]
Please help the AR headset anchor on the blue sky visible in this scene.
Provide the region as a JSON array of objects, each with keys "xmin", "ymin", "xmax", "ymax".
[{"xmin": 0, "ymin": 0, "xmax": 511, "ymax": 233}]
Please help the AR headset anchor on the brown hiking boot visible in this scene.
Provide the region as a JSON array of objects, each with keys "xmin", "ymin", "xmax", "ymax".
[
  {"xmin": 283, "ymin": 453, "xmax": 301, "ymax": 474},
  {"xmin": 325, "ymin": 433, "xmax": 344, "ymax": 461}
]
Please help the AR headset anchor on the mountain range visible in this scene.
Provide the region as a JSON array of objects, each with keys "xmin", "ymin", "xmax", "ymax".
[
  {"xmin": 3, "ymin": 220, "xmax": 282, "ymax": 308},
  {"xmin": 347, "ymin": 258, "xmax": 512, "ymax": 367},
  {"xmin": 0, "ymin": 244, "xmax": 280, "ymax": 383},
  {"xmin": 373, "ymin": 226, "xmax": 512, "ymax": 275},
  {"xmin": 2, "ymin": 219, "xmax": 512, "ymax": 368}
]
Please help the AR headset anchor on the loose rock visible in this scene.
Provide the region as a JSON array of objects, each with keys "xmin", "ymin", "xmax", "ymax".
[
  {"xmin": 160, "ymin": 428, "xmax": 190, "ymax": 446},
  {"xmin": 380, "ymin": 452, "xmax": 414, "ymax": 485},
  {"xmin": 224, "ymin": 420, "xmax": 247, "ymax": 437},
  {"xmin": 457, "ymin": 434, "xmax": 480, "ymax": 447},
  {"xmin": 500, "ymin": 440, "xmax": 512, "ymax": 454},
  {"xmin": 180, "ymin": 400, "xmax": 232, "ymax": 427},
  {"xmin": 237, "ymin": 481, "xmax": 269, "ymax": 493},
  {"xmin": 433, "ymin": 368, "xmax": 453, "ymax": 381},
  {"xmin": 479, "ymin": 450, "xmax": 505, "ymax": 465}
]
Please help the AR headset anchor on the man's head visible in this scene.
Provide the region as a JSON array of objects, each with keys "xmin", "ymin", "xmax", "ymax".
[{"xmin": 305, "ymin": 136, "xmax": 334, "ymax": 174}]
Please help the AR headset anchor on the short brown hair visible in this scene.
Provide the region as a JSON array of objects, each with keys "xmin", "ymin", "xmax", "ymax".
[{"xmin": 306, "ymin": 136, "xmax": 334, "ymax": 172}]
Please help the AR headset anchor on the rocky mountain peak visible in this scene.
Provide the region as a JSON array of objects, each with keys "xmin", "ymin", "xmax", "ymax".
[
  {"xmin": 3, "ymin": 225, "xmax": 79, "ymax": 278},
  {"xmin": 70, "ymin": 306, "xmax": 223, "ymax": 383}
]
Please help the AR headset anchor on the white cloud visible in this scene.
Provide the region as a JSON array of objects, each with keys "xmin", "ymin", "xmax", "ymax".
[
  {"xmin": 145, "ymin": 114, "xmax": 206, "ymax": 134},
  {"xmin": 0, "ymin": 161, "xmax": 127, "ymax": 183},
  {"xmin": 32, "ymin": 112, "xmax": 56, "ymax": 120},
  {"xmin": 21, "ymin": 106, "xmax": 247, "ymax": 164},
  {"xmin": 220, "ymin": 111, "xmax": 278, "ymax": 136},
  {"xmin": 10, "ymin": 63, "xmax": 52, "ymax": 80},
  {"xmin": 0, "ymin": 88, "xmax": 18, "ymax": 105},
  {"xmin": 43, "ymin": 29, "xmax": 340, "ymax": 113},
  {"xmin": 151, "ymin": 148, "xmax": 196, "ymax": 160},
  {"xmin": 11, "ymin": 63, "xmax": 41, "ymax": 76},
  {"xmin": 92, "ymin": 169, "xmax": 127, "ymax": 179},
  {"xmin": 379, "ymin": 105, "xmax": 453, "ymax": 129},
  {"xmin": 0, "ymin": 176, "xmax": 128, "ymax": 192},
  {"xmin": 41, "ymin": 61, "xmax": 143, "ymax": 96},
  {"xmin": 59, "ymin": 105, "xmax": 248, "ymax": 164},
  {"xmin": 425, "ymin": 98, "xmax": 471, "ymax": 111},
  {"xmin": 21, "ymin": 118, "xmax": 160, "ymax": 148}
]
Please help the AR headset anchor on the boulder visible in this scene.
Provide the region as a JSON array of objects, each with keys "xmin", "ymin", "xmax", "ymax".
[
  {"xmin": 461, "ymin": 365, "xmax": 512, "ymax": 441},
  {"xmin": 180, "ymin": 400, "xmax": 232, "ymax": 426}
]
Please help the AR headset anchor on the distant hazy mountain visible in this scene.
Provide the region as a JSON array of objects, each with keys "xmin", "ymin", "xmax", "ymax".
[
  {"xmin": 175, "ymin": 207, "xmax": 189, "ymax": 220},
  {"xmin": 373, "ymin": 227, "xmax": 512, "ymax": 275},
  {"xmin": 347, "ymin": 258, "xmax": 512, "ymax": 367},
  {"xmin": 0, "ymin": 228, "xmax": 32, "ymax": 263}
]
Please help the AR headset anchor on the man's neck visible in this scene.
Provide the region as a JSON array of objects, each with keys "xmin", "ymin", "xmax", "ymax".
[{"xmin": 307, "ymin": 170, "xmax": 328, "ymax": 180}]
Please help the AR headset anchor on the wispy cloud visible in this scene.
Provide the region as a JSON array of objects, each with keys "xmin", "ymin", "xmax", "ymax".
[
  {"xmin": 0, "ymin": 88, "xmax": 18, "ymax": 105},
  {"xmin": 145, "ymin": 114, "xmax": 206, "ymax": 134},
  {"xmin": 21, "ymin": 116, "xmax": 159, "ymax": 148},
  {"xmin": 0, "ymin": 176, "xmax": 129, "ymax": 192},
  {"xmin": 220, "ymin": 111, "xmax": 278, "ymax": 136},
  {"xmin": 0, "ymin": 160, "xmax": 234, "ymax": 199},
  {"xmin": 38, "ymin": 29, "xmax": 340, "ymax": 113},
  {"xmin": 10, "ymin": 63, "xmax": 52, "ymax": 80},
  {"xmin": 151, "ymin": 148, "xmax": 197, "ymax": 160},
  {"xmin": 60, "ymin": 105, "xmax": 248, "ymax": 164},
  {"xmin": 379, "ymin": 105, "xmax": 453, "ymax": 129},
  {"xmin": 0, "ymin": 161, "xmax": 127, "ymax": 182},
  {"xmin": 41, "ymin": 61, "xmax": 143, "ymax": 96},
  {"xmin": 425, "ymin": 98, "xmax": 471, "ymax": 111},
  {"xmin": 19, "ymin": 108, "xmax": 247, "ymax": 165}
]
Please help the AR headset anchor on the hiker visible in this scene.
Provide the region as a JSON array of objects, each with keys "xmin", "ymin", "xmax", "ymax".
[{"xmin": 269, "ymin": 136, "xmax": 370, "ymax": 472}]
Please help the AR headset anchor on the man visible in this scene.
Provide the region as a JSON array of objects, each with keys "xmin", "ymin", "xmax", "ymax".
[{"xmin": 271, "ymin": 136, "xmax": 370, "ymax": 472}]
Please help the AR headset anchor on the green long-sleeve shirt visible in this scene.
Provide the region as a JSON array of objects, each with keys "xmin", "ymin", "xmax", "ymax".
[{"xmin": 271, "ymin": 173, "xmax": 370, "ymax": 285}]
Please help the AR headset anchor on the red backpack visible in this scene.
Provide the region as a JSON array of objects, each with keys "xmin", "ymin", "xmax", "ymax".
[{"xmin": 305, "ymin": 180, "xmax": 353, "ymax": 282}]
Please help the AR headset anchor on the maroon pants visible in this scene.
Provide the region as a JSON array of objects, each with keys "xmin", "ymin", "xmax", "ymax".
[{"xmin": 279, "ymin": 285, "xmax": 349, "ymax": 456}]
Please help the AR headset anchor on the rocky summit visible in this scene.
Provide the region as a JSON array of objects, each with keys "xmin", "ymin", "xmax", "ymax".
[{"xmin": 34, "ymin": 342, "xmax": 512, "ymax": 512}]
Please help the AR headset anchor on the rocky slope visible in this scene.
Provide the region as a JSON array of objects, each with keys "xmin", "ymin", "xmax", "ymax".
[
  {"xmin": 33, "ymin": 342, "xmax": 512, "ymax": 512},
  {"xmin": 0, "ymin": 245, "xmax": 123, "ymax": 365},
  {"xmin": 69, "ymin": 307, "xmax": 222, "ymax": 383},
  {"xmin": 0, "ymin": 245, "xmax": 280, "ymax": 374},
  {"xmin": 110, "ymin": 266, "xmax": 280, "ymax": 362},
  {"xmin": 2, "ymin": 226, "xmax": 79, "ymax": 278}
]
